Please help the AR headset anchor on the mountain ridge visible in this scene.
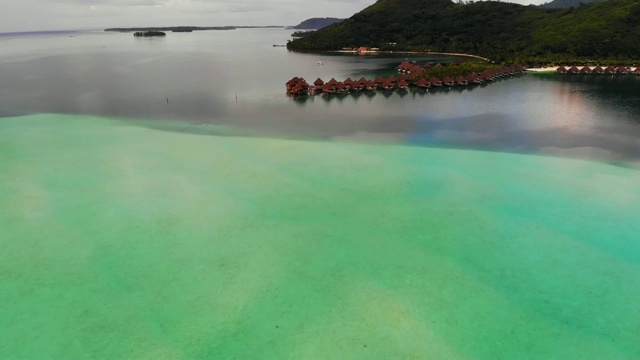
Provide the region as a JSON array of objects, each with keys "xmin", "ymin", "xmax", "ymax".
[
  {"xmin": 287, "ymin": 0, "xmax": 640, "ymax": 62},
  {"xmin": 292, "ymin": 18, "xmax": 344, "ymax": 29}
]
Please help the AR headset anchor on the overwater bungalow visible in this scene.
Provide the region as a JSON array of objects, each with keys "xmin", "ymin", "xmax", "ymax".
[
  {"xmin": 290, "ymin": 83, "xmax": 308, "ymax": 96},
  {"xmin": 429, "ymin": 77, "xmax": 442, "ymax": 87},
  {"xmin": 455, "ymin": 76, "xmax": 468, "ymax": 86},
  {"xmin": 580, "ymin": 66, "xmax": 592, "ymax": 74},
  {"xmin": 344, "ymin": 78, "xmax": 354, "ymax": 89},
  {"xmin": 616, "ymin": 66, "xmax": 628, "ymax": 73},
  {"xmin": 467, "ymin": 73, "xmax": 482, "ymax": 84},
  {"xmin": 479, "ymin": 71, "xmax": 493, "ymax": 82},
  {"xmin": 635, "ymin": 68, "xmax": 640, "ymax": 75},
  {"xmin": 568, "ymin": 66, "xmax": 580, "ymax": 74},
  {"xmin": 365, "ymin": 80, "xmax": 377, "ymax": 91},
  {"xmin": 415, "ymin": 78, "xmax": 430, "ymax": 89},
  {"xmin": 286, "ymin": 62, "xmax": 528, "ymax": 99},
  {"xmin": 321, "ymin": 84, "xmax": 334, "ymax": 93},
  {"xmin": 556, "ymin": 66, "xmax": 567, "ymax": 74},
  {"xmin": 398, "ymin": 61, "xmax": 411, "ymax": 72},
  {"xmin": 592, "ymin": 66, "xmax": 604, "ymax": 74},
  {"xmin": 313, "ymin": 78, "xmax": 325, "ymax": 90},
  {"xmin": 286, "ymin": 77, "xmax": 301, "ymax": 90},
  {"xmin": 604, "ymin": 65, "xmax": 616, "ymax": 74}
]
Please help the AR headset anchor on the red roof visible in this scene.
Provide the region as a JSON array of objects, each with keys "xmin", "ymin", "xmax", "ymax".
[
  {"xmin": 314, "ymin": 78, "xmax": 324, "ymax": 86},
  {"xmin": 327, "ymin": 78, "xmax": 338, "ymax": 85}
]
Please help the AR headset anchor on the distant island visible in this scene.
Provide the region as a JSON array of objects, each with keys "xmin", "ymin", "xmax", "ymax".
[
  {"xmin": 287, "ymin": 0, "xmax": 640, "ymax": 63},
  {"xmin": 105, "ymin": 26, "xmax": 284, "ymax": 33},
  {"xmin": 292, "ymin": 18, "xmax": 344, "ymax": 30},
  {"xmin": 134, "ymin": 31, "xmax": 166, "ymax": 37}
]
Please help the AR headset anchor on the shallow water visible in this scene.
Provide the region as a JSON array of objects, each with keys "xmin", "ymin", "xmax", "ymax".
[
  {"xmin": 2, "ymin": 28, "xmax": 640, "ymax": 359},
  {"xmin": 1, "ymin": 114, "xmax": 639, "ymax": 358}
]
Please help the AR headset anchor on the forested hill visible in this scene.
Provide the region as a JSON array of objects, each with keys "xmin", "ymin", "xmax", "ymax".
[
  {"xmin": 293, "ymin": 18, "xmax": 344, "ymax": 29},
  {"xmin": 540, "ymin": 0, "xmax": 605, "ymax": 9},
  {"xmin": 287, "ymin": 0, "xmax": 640, "ymax": 62}
]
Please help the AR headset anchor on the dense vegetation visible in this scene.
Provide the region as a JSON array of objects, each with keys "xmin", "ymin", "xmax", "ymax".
[
  {"xmin": 287, "ymin": 0, "xmax": 640, "ymax": 62},
  {"xmin": 420, "ymin": 62, "xmax": 501, "ymax": 79},
  {"xmin": 293, "ymin": 18, "xmax": 344, "ymax": 29}
]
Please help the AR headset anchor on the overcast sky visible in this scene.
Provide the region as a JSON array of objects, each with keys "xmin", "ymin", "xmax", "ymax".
[{"xmin": 1, "ymin": 0, "xmax": 545, "ymax": 33}]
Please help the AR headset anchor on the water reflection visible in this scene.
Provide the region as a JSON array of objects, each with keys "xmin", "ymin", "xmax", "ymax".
[{"xmin": 1, "ymin": 30, "xmax": 640, "ymax": 167}]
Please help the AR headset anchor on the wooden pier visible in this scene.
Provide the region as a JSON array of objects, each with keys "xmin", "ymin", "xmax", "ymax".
[{"xmin": 286, "ymin": 62, "xmax": 525, "ymax": 97}]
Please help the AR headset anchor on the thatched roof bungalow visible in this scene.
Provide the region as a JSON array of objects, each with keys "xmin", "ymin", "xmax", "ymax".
[
  {"xmin": 429, "ymin": 77, "xmax": 442, "ymax": 87},
  {"xmin": 415, "ymin": 78, "xmax": 429, "ymax": 88}
]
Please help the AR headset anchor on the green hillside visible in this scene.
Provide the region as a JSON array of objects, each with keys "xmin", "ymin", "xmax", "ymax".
[{"xmin": 287, "ymin": 0, "xmax": 640, "ymax": 62}]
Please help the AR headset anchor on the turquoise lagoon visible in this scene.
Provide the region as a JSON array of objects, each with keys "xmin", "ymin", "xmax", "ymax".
[
  {"xmin": 1, "ymin": 114, "xmax": 639, "ymax": 358},
  {"xmin": 1, "ymin": 29, "xmax": 640, "ymax": 359}
]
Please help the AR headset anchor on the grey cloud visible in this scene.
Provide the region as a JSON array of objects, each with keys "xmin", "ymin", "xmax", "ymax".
[{"xmin": 1, "ymin": 0, "xmax": 544, "ymax": 33}]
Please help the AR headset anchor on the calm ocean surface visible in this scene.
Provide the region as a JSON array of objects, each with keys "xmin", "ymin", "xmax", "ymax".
[
  {"xmin": 1, "ymin": 28, "xmax": 639, "ymax": 164},
  {"xmin": 1, "ymin": 29, "xmax": 639, "ymax": 359}
]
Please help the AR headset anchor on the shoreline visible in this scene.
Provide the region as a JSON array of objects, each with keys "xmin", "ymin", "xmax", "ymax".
[{"xmin": 331, "ymin": 49, "xmax": 490, "ymax": 61}]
